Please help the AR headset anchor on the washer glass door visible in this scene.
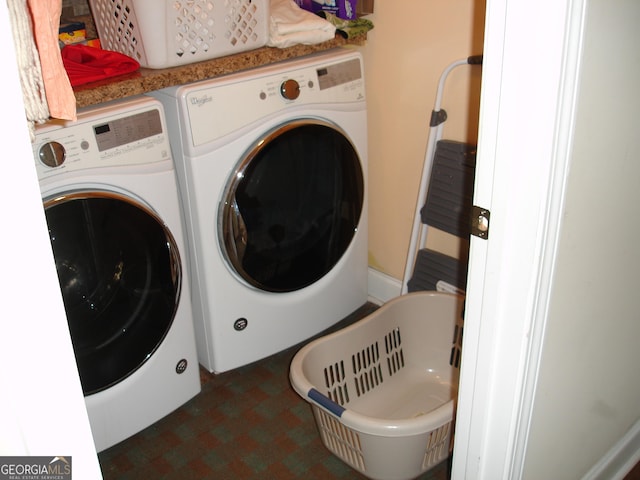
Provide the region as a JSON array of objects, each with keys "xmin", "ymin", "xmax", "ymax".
[
  {"xmin": 221, "ymin": 120, "xmax": 364, "ymax": 292},
  {"xmin": 44, "ymin": 191, "xmax": 181, "ymax": 395}
]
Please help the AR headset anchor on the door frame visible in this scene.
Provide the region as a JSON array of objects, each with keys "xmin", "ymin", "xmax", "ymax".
[{"xmin": 451, "ymin": 0, "xmax": 585, "ymax": 477}]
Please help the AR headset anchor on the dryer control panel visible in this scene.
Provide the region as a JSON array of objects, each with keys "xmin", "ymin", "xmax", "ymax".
[
  {"xmin": 34, "ymin": 98, "xmax": 172, "ymax": 181},
  {"xmin": 181, "ymin": 51, "xmax": 366, "ymax": 147}
]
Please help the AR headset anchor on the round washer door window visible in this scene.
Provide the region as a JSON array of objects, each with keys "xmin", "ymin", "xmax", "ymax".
[
  {"xmin": 44, "ymin": 191, "xmax": 182, "ymax": 395},
  {"xmin": 220, "ymin": 120, "xmax": 364, "ymax": 292}
]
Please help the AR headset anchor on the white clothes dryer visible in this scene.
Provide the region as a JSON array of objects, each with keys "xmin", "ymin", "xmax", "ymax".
[
  {"xmin": 34, "ymin": 97, "xmax": 201, "ymax": 452},
  {"xmin": 151, "ymin": 48, "xmax": 368, "ymax": 373}
]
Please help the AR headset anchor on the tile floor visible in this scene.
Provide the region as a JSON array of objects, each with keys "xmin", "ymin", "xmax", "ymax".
[{"xmin": 97, "ymin": 302, "xmax": 451, "ymax": 479}]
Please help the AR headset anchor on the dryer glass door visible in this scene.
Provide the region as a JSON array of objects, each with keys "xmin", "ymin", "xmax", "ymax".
[
  {"xmin": 221, "ymin": 120, "xmax": 364, "ymax": 292},
  {"xmin": 44, "ymin": 192, "xmax": 181, "ymax": 395}
]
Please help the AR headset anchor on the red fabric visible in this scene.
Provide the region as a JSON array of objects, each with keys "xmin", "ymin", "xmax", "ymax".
[{"xmin": 61, "ymin": 44, "xmax": 140, "ymax": 87}]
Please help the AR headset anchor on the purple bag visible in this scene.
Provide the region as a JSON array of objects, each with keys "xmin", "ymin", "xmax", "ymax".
[{"xmin": 294, "ymin": 0, "xmax": 358, "ymax": 20}]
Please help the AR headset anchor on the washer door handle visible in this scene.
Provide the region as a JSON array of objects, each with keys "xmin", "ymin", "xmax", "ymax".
[{"xmin": 224, "ymin": 196, "xmax": 248, "ymax": 268}]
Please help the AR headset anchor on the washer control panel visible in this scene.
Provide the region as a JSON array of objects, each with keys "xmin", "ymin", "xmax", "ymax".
[
  {"xmin": 183, "ymin": 52, "xmax": 366, "ymax": 147},
  {"xmin": 34, "ymin": 101, "xmax": 172, "ymax": 180}
]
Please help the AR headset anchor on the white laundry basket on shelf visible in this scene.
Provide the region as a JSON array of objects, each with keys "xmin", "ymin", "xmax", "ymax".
[
  {"xmin": 289, "ymin": 291, "xmax": 464, "ymax": 480},
  {"xmin": 88, "ymin": 0, "xmax": 270, "ymax": 69}
]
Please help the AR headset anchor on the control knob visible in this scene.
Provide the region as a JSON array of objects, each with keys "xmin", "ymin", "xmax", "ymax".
[
  {"xmin": 38, "ymin": 141, "xmax": 66, "ymax": 168},
  {"xmin": 280, "ymin": 79, "xmax": 300, "ymax": 100}
]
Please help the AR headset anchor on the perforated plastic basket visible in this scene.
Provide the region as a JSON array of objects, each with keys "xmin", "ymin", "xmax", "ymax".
[
  {"xmin": 88, "ymin": 0, "xmax": 270, "ymax": 69},
  {"xmin": 290, "ymin": 292, "xmax": 464, "ymax": 480}
]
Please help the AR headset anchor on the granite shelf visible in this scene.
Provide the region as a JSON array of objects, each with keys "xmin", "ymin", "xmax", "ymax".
[{"xmin": 73, "ymin": 34, "xmax": 366, "ymax": 109}]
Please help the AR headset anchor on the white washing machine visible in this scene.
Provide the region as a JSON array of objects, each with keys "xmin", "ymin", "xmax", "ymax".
[
  {"xmin": 151, "ymin": 48, "xmax": 368, "ymax": 373},
  {"xmin": 34, "ymin": 96, "xmax": 201, "ymax": 452}
]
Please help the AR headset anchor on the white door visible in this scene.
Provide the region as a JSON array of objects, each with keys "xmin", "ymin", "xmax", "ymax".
[
  {"xmin": 0, "ymin": 4, "xmax": 103, "ymax": 478},
  {"xmin": 452, "ymin": 0, "xmax": 640, "ymax": 479}
]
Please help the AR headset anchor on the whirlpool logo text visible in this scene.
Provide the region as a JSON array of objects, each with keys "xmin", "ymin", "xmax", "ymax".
[{"xmin": 190, "ymin": 95, "xmax": 213, "ymax": 107}]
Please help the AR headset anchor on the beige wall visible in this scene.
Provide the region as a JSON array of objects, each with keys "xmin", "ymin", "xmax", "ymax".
[{"xmin": 358, "ymin": 0, "xmax": 486, "ymax": 280}]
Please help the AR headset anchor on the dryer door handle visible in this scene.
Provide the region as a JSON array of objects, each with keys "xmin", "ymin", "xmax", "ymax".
[{"xmin": 224, "ymin": 196, "xmax": 248, "ymax": 270}]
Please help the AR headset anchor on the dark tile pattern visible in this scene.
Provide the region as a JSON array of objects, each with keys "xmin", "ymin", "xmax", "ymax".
[{"xmin": 98, "ymin": 303, "xmax": 451, "ymax": 479}]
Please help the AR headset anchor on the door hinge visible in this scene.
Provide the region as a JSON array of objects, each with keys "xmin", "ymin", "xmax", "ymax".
[{"xmin": 470, "ymin": 206, "xmax": 490, "ymax": 239}]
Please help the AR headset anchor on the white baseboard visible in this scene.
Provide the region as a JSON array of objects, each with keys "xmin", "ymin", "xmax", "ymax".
[
  {"xmin": 583, "ymin": 418, "xmax": 640, "ymax": 480},
  {"xmin": 367, "ymin": 267, "xmax": 402, "ymax": 305}
]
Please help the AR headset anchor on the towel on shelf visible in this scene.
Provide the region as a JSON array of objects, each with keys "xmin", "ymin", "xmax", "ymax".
[
  {"xmin": 267, "ymin": 0, "xmax": 336, "ymax": 48},
  {"xmin": 317, "ymin": 11, "xmax": 374, "ymax": 39},
  {"xmin": 28, "ymin": 0, "xmax": 76, "ymax": 122},
  {"xmin": 7, "ymin": 0, "xmax": 49, "ymax": 140},
  {"xmin": 61, "ymin": 45, "xmax": 140, "ymax": 87}
]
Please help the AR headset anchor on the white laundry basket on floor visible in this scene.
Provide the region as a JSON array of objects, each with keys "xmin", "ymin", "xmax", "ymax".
[
  {"xmin": 88, "ymin": 0, "xmax": 270, "ymax": 68},
  {"xmin": 289, "ymin": 291, "xmax": 464, "ymax": 480}
]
